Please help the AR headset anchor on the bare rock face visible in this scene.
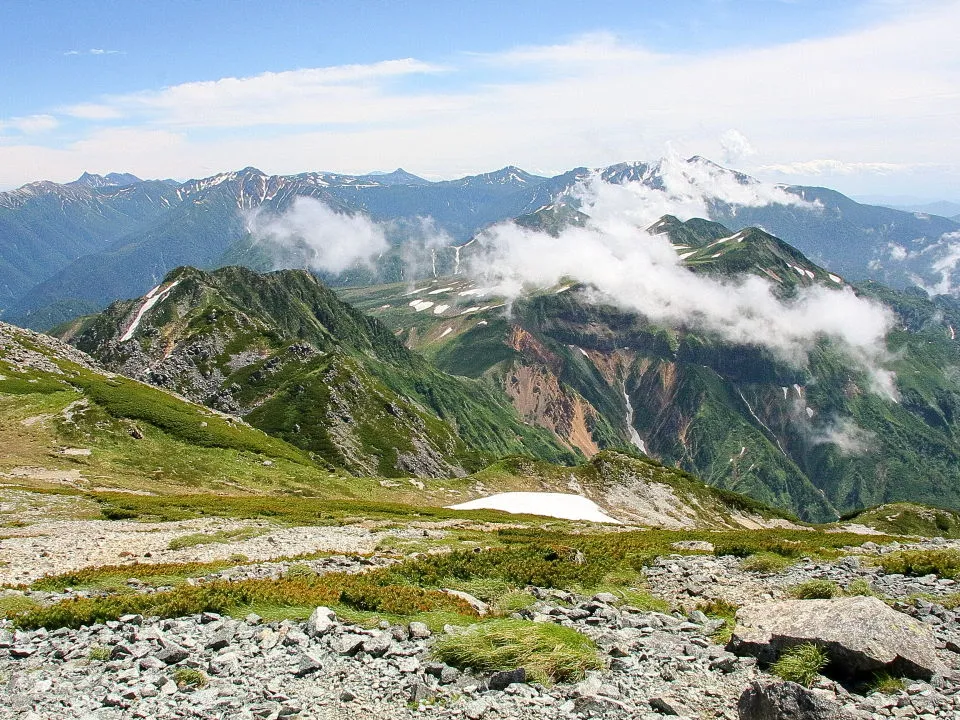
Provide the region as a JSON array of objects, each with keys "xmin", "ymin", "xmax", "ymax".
[
  {"xmin": 728, "ymin": 596, "xmax": 943, "ymax": 680},
  {"xmin": 737, "ymin": 679, "xmax": 862, "ymax": 720}
]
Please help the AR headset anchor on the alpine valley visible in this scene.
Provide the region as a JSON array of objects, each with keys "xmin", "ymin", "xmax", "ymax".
[{"xmin": 6, "ymin": 156, "xmax": 960, "ymax": 720}]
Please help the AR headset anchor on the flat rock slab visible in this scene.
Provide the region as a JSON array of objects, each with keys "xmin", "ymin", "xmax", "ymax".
[{"xmin": 728, "ymin": 596, "xmax": 943, "ymax": 680}]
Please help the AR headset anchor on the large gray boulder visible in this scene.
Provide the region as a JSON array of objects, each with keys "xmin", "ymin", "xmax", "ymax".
[
  {"xmin": 728, "ymin": 596, "xmax": 943, "ymax": 680},
  {"xmin": 737, "ymin": 679, "xmax": 862, "ymax": 720}
]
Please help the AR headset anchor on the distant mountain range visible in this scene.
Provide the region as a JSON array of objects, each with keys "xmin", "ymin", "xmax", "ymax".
[
  {"xmin": 53, "ymin": 213, "xmax": 960, "ymax": 521},
  {"xmin": 2, "ymin": 157, "xmax": 959, "ymax": 329}
]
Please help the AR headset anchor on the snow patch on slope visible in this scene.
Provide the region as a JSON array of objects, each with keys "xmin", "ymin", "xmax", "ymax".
[
  {"xmin": 121, "ymin": 281, "xmax": 180, "ymax": 342},
  {"xmin": 449, "ymin": 492, "xmax": 620, "ymax": 524}
]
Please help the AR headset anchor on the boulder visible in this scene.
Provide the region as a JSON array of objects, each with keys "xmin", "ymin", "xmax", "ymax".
[
  {"xmin": 737, "ymin": 679, "xmax": 861, "ymax": 720},
  {"xmin": 441, "ymin": 589, "xmax": 490, "ymax": 615},
  {"xmin": 728, "ymin": 596, "xmax": 943, "ymax": 680},
  {"xmin": 488, "ymin": 668, "xmax": 526, "ymax": 690},
  {"xmin": 305, "ymin": 606, "xmax": 337, "ymax": 637}
]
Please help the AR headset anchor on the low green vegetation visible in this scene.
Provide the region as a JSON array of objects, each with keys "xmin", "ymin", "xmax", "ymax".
[
  {"xmin": 787, "ymin": 580, "xmax": 841, "ymax": 599},
  {"xmin": 771, "ymin": 643, "xmax": 829, "ymax": 687},
  {"xmin": 696, "ymin": 598, "xmax": 739, "ymax": 645},
  {"xmin": 842, "ymin": 503, "xmax": 960, "ymax": 538},
  {"xmin": 874, "ymin": 548, "xmax": 960, "ymax": 579},
  {"xmin": 0, "ymin": 594, "xmax": 40, "ymax": 616},
  {"xmin": 869, "ymin": 671, "xmax": 907, "ymax": 694},
  {"xmin": 167, "ymin": 526, "xmax": 266, "ymax": 551},
  {"xmin": 432, "ymin": 619, "xmax": 604, "ymax": 685},
  {"xmin": 173, "ymin": 668, "xmax": 208, "ymax": 689},
  {"xmin": 30, "ymin": 560, "xmax": 237, "ymax": 592},
  {"xmin": 846, "ymin": 578, "xmax": 877, "ymax": 597},
  {"xmin": 741, "ymin": 552, "xmax": 794, "ymax": 573},
  {"xmin": 87, "ymin": 646, "xmax": 111, "ymax": 662},
  {"xmin": 12, "ymin": 573, "xmax": 476, "ymax": 631}
]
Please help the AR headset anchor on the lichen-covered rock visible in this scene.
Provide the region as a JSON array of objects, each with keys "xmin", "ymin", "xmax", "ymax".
[{"xmin": 728, "ymin": 596, "xmax": 943, "ymax": 679}]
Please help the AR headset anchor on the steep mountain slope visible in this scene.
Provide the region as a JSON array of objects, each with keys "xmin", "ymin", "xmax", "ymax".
[
  {"xmin": 341, "ymin": 218, "xmax": 960, "ymax": 522},
  {"xmin": 0, "ymin": 320, "xmax": 343, "ymax": 496},
  {"xmin": 2, "ymin": 319, "xmax": 794, "ymax": 530},
  {"xmin": 60, "ymin": 266, "xmax": 573, "ymax": 477},
  {"xmin": 0, "ymin": 175, "xmax": 178, "ymax": 311},
  {"xmin": 5, "ymin": 158, "xmax": 958, "ymax": 330}
]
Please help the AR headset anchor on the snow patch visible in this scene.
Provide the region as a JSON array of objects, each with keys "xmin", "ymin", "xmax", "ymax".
[
  {"xmin": 409, "ymin": 299, "xmax": 434, "ymax": 312},
  {"xmin": 428, "ymin": 286, "xmax": 454, "ymax": 295},
  {"xmin": 449, "ymin": 492, "xmax": 620, "ymax": 524},
  {"xmin": 433, "ymin": 304, "xmax": 450, "ymax": 315},
  {"xmin": 439, "ymin": 327, "xmax": 453, "ymax": 339},
  {"xmin": 121, "ymin": 281, "xmax": 180, "ymax": 342}
]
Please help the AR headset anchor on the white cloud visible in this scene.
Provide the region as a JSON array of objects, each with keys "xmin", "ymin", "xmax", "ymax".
[
  {"xmin": 467, "ymin": 168, "xmax": 898, "ymax": 399},
  {"xmin": 244, "ymin": 197, "xmax": 389, "ymax": 274},
  {"xmin": 0, "ymin": 114, "xmax": 58, "ymax": 135},
  {"xmin": 2, "ymin": 2, "xmax": 959, "ymax": 190},
  {"xmin": 64, "ymin": 48, "xmax": 122, "ymax": 56},
  {"xmin": 63, "ymin": 103, "xmax": 124, "ymax": 120},
  {"xmin": 808, "ymin": 416, "xmax": 877, "ymax": 455},
  {"xmin": 719, "ymin": 130, "xmax": 756, "ymax": 164},
  {"xmin": 759, "ymin": 160, "xmax": 917, "ymax": 176},
  {"xmin": 913, "ymin": 231, "xmax": 960, "ymax": 295}
]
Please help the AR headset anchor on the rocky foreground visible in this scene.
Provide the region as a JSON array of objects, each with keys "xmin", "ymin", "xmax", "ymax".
[{"xmin": 3, "ymin": 542, "xmax": 960, "ymax": 720}]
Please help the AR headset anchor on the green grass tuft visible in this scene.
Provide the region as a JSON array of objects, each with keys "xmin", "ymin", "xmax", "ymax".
[
  {"xmin": 875, "ymin": 549, "xmax": 960, "ymax": 579},
  {"xmin": 846, "ymin": 578, "xmax": 877, "ymax": 597},
  {"xmin": 869, "ymin": 671, "xmax": 906, "ymax": 694},
  {"xmin": 771, "ymin": 643, "xmax": 829, "ymax": 687},
  {"xmin": 173, "ymin": 668, "xmax": 208, "ymax": 689},
  {"xmin": 167, "ymin": 526, "xmax": 265, "ymax": 551},
  {"xmin": 432, "ymin": 619, "xmax": 604, "ymax": 685},
  {"xmin": 88, "ymin": 646, "xmax": 111, "ymax": 662},
  {"xmin": 741, "ymin": 552, "xmax": 793, "ymax": 573},
  {"xmin": 787, "ymin": 580, "xmax": 840, "ymax": 599}
]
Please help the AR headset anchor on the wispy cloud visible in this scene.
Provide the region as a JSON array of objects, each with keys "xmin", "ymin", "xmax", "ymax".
[
  {"xmin": 1, "ymin": 1, "xmax": 957, "ymax": 189},
  {"xmin": 0, "ymin": 114, "xmax": 58, "ymax": 135},
  {"xmin": 64, "ymin": 48, "xmax": 123, "ymax": 56}
]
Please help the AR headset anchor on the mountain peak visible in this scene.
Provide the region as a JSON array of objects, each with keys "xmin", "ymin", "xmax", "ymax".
[
  {"xmin": 359, "ymin": 168, "xmax": 431, "ymax": 186},
  {"xmin": 70, "ymin": 171, "xmax": 142, "ymax": 189}
]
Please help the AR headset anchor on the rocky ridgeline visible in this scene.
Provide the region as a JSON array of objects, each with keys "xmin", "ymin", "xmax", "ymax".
[{"xmin": 3, "ymin": 541, "xmax": 960, "ymax": 719}]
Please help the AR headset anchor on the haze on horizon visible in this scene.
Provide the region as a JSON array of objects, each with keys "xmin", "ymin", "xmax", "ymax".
[{"xmin": 1, "ymin": 0, "xmax": 958, "ymax": 201}]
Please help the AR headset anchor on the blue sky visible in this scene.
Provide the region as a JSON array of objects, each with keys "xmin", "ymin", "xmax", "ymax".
[{"xmin": 1, "ymin": 0, "xmax": 958, "ymax": 198}]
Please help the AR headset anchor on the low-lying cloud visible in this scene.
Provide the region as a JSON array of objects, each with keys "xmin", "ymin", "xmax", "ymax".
[
  {"xmin": 467, "ymin": 159, "xmax": 897, "ymax": 399},
  {"xmin": 244, "ymin": 197, "xmax": 388, "ymax": 274}
]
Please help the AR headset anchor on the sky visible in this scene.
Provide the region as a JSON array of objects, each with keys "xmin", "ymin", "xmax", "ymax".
[{"xmin": 1, "ymin": 0, "xmax": 958, "ymax": 199}]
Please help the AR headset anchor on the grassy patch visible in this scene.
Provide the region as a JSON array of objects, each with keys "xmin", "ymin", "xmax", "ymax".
[
  {"xmin": 88, "ymin": 646, "xmax": 111, "ymax": 662},
  {"xmin": 0, "ymin": 595, "xmax": 40, "ymax": 616},
  {"xmin": 842, "ymin": 503, "xmax": 960, "ymax": 538},
  {"xmin": 11, "ymin": 572, "xmax": 476, "ymax": 630},
  {"xmin": 697, "ymin": 598, "xmax": 739, "ymax": 645},
  {"xmin": 432, "ymin": 619, "xmax": 604, "ymax": 685},
  {"xmin": 741, "ymin": 552, "xmax": 794, "ymax": 573},
  {"xmin": 846, "ymin": 578, "xmax": 877, "ymax": 597},
  {"xmin": 869, "ymin": 671, "xmax": 906, "ymax": 694},
  {"xmin": 771, "ymin": 643, "xmax": 829, "ymax": 687},
  {"xmin": 30, "ymin": 560, "xmax": 237, "ymax": 592},
  {"xmin": 173, "ymin": 668, "xmax": 208, "ymax": 689},
  {"xmin": 787, "ymin": 580, "xmax": 841, "ymax": 599},
  {"xmin": 167, "ymin": 526, "xmax": 266, "ymax": 550},
  {"xmin": 874, "ymin": 548, "xmax": 960, "ymax": 579}
]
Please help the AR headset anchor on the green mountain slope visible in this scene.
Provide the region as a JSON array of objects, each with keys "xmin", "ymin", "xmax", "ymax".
[
  {"xmin": 0, "ymin": 320, "xmax": 348, "ymax": 496},
  {"xmin": 340, "ymin": 218, "xmax": 960, "ymax": 522},
  {"xmin": 60, "ymin": 266, "xmax": 573, "ymax": 478}
]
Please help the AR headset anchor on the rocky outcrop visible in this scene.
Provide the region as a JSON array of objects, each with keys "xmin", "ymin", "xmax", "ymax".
[
  {"xmin": 737, "ymin": 679, "xmax": 863, "ymax": 720},
  {"xmin": 728, "ymin": 596, "xmax": 944, "ymax": 680}
]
